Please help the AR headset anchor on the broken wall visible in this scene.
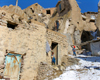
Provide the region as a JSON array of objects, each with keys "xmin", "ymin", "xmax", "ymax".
[{"xmin": 2, "ymin": 5, "xmax": 28, "ymax": 20}]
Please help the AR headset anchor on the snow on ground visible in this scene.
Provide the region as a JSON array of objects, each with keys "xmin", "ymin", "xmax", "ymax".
[{"xmin": 54, "ymin": 54, "xmax": 100, "ymax": 80}]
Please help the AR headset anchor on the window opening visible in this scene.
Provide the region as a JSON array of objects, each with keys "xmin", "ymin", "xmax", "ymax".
[
  {"xmin": 46, "ymin": 10, "xmax": 51, "ymax": 14},
  {"xmin": 59, "ymin": 4, "xmax": 62, "ymax": 11},
  {"xmin": 30, "ymin": 8, "xmax": 34, "ymax": 13}
]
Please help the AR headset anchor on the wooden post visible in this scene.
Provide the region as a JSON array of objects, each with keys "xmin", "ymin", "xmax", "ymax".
[{"xmin": 15, "ymin": 0, "xmax": 18, "ymax": 13}]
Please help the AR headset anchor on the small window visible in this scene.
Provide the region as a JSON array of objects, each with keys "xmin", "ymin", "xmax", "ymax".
[
  {"xmin": 30, "ymin": 8, "xmax": 34, "ymax": 13},
  {"xmin": 59, "ymin": 4, "xmax": 62, "ymax": 11},
  {"xmin": 46, "ymin": 10, "xmax": 51, "ymax": 14}
]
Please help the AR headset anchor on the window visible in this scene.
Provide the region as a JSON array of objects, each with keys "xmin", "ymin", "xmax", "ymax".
[
  {"xmin": 46, "ymin": 10, "xmax": 51, "ymax": 14},
  {"xmin": 30, "ymin": 8, "xmax": 34, "ymax": 13},
  {"xmin": 59, "ymin": 4, "xmax": 62, "ymax": 11}
]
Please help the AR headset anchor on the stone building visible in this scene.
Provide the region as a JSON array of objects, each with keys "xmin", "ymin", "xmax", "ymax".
[
  {"xmin": 23, "ymin": 3, "xmax": 44, "ymax": 22},
  {"xmin": 48, "ymin": 0, "xmax": 98, "ymax": 53},
  {"xmin": 0, "ymin": 5, "xmax": 68, "ymax": 80},
  {"xmin": 0, "ymin": 0, "xmax": 100, "ymax": 80},
  {"xmin": 0, "ymin": 9, "xmax": 47, "ymax": 80}
]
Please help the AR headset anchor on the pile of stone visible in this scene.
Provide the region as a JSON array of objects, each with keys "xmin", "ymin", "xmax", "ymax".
[{"xmin": 37, "ymin": 62, "xmax": 62, "ymax": 80}]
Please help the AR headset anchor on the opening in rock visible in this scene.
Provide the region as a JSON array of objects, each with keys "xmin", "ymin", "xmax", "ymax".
[
  {"xmin": 7, "ymin": 21, "xmax": 18, "ymax": 29},
  {"xmin": 46, "ymin": 10, "xmax": 51, "ymax": 14}
]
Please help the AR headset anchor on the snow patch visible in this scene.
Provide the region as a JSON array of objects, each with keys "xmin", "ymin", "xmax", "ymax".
[{"xmin": 54, "ymin": 55, "xmax": 100, "ymax": 80}]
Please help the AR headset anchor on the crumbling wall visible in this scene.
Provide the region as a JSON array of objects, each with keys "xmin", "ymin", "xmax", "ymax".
[
  {"xmin": 48, "ymin": 0, "xmax": 98, "ymax": 54},
  {"xmin": 2, "ymin": 5, "xmax": 28, "ymax": 20},
  {"xmin": 24, "ymin": 3, "xmax": 43, "ymax": 17},
  {"xmin": 23, "ymin": 3, "xmax": 44, "ymax": 22},
  {"xmin": 56, "ymin": 0, "xmax": 71, "ymax": 16},
  {"xmin": 0, "ymin": 10, "xmax": 47, "ymax": 80}
]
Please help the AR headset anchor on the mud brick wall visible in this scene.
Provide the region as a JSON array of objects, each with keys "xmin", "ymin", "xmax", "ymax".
[
  {"xmin": 46, "ymin": 29, "xmax": 68, "ymax": 65},
  {"xmin": 0, "ymin": 18, "xmax": 46, "ymax": 80}
]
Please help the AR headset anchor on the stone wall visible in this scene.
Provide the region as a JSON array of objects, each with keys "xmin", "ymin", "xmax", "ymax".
[
  {"xmin": 23, "ymin": 3, "xmax": 44, "ymax": 22},
  {"xmin": 0, "ymin": 15, "xmax": 46, "ymax": 80},
  {"xmin": 46, "ymin": 29, "xmax": 68, "ymax": 65},
  {"xmin": 1, "ymin": 5, "xmax": 28, "ymax": 20}
]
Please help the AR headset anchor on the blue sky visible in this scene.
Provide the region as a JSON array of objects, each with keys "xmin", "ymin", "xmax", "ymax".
[{"xmin": 0, "ymin": 0, "xmax": 99, "ymax": 13}]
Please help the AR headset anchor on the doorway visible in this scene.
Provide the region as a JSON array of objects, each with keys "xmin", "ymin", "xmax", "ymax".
[
  {"xmin": 4, "ymin": 53, "xmax": 22, "ymax": 80},
  {"xmin": 51, "ymin": 42, "xmax": 58, "ymax": 65}
]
